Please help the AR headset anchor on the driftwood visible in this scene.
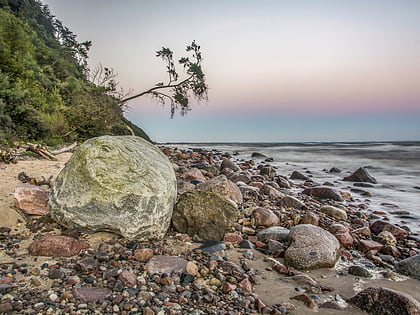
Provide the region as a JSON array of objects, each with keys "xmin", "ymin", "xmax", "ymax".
[
  {"xmin": 50, "ymin": 141, "xmax": 78, "ymax": 155},
  {"xmin": 25, "ymin": 143, "xmax": 57, "ymax": 161},
  {"xmin": 18, "ymin": 171, "xmax": 53, "ymax": 187},
  {"xmin": 0, "ymin": 147, "xmax": 18, "ymax": 164}
]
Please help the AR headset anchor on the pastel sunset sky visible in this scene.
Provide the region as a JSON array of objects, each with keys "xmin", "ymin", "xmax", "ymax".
[{"xmin": 43, "ymin": 0, "xmax": 420, "ymax": 142}]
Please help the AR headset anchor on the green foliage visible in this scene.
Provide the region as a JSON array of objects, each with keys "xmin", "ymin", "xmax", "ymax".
[{"xmin": 120, "ymin": 40, "xmax": 208, "ymax": 118}]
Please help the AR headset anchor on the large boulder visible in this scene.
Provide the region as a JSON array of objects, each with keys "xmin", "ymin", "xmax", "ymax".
[
  {"xmin": 343, "ymin": 167, "xmax": 377, "ymax": 183},
  {"xmin": 285, "ymin": 224, "xmax": 340, "ymax": 269},
  {"xmin": 196, "ymin": 175, "xmax": 243, "ymax": 205},
  {"xmin": 49, "ymin": 136, "xmax": 177, "ymax": 241},
  {"xmin": 172, "ymin": 190, "xmax": 239, "ymax": 241},
  {"xmin": 347, "ymin": 287, "xmax": 420, "ymax": 315}
]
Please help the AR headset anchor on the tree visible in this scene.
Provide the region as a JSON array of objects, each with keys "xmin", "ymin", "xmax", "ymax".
[{"xmin": 118, "ymin": 41, "xmax": 208, "ymax": 118}]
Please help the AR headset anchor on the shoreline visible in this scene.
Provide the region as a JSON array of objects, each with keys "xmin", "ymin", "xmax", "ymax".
[{"xmin": 0, "ymin": 144, "xmax": 419, "ymax": 314}]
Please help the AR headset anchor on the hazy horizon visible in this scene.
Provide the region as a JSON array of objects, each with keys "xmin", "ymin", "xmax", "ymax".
[{"xmin": 42, "ymin": 0, "xmax": 420, "ymax": 142}]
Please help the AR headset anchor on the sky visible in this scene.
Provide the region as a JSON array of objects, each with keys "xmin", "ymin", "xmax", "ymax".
[{"xmin": 42, "ymin": 0, "xmax": 420, "ymax": 142}]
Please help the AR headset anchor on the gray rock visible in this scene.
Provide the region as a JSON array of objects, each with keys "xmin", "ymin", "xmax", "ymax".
[
  {"xmin": 278, "ymin": 196, "xmax": 306, "ymax": 209},
  {"xmin": 275, "ymin": 176, "xmax": 291, "ymax": 188},
  {"xmin": 257, "ymin": 226, "xmax": 290, "ymax": 243},
  {"xmin": 396, "ymin": 255, "xmax": 420, "ymax": 280},
  {"xmin": 348, "ymin": 265, "xmax": 372, "ymax": 278},
  {"xmin": 290, "ymin": 171, "xmax": 310, "ymax": 181},
  {"xmin": 196, "ymin": 175, "xmax": 243, "ymax": 205},
  {"xmin": 49, "ymin": 136, "xmax": 176, "ymax": 241},
  {"xmin": 172, "ymin": 190, "xmax": 239, "ymax": 241},
  {"xmin": 347, "ymin": 287, "xmax": 420, "ymax": 315},
  {"xmin": 285, "ymin": 224, "xmax": 340, "ymax": 270},
  {"xmin": 260, "ymin": 166, "xmax": 276, "ymax": 177},
  {"xmin": 302, "ymin": 186, "xmax": 343, "ymax": 201},
  {"xmin": 344, "ymin": 167, "xmax": 377, "ymax": 184}
]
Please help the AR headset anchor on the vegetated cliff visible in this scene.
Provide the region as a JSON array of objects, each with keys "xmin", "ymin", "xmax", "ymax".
[{"xmin": 0, "ymin": 0, "xmax": 150, "ymax": 144}]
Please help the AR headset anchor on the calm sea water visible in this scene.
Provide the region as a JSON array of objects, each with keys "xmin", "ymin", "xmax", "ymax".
[{"xmin": 170, "ymin": 142, "xmax": 420, "ymax": 235}]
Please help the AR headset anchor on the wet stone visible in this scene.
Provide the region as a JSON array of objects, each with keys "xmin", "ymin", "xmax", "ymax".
[{"xmin": 348, "ymin": 265, "xmax": 373, "ymax": 278}]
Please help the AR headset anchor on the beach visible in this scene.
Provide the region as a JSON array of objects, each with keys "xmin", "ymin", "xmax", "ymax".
[{"xmin": 0, "ymin": 144, "xmax": 419, "ymax": 314}]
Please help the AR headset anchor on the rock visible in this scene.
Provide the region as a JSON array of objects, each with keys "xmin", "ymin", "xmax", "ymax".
[
  {"xmin": 76, "ymin": 257, "xmax": 98, "ymax": 274},
  {"xmin": 134, "ymin": 248, "xmax": 154, "ymax": 262},
  {"xmin": 260, "ymin": 184, "xmax": 284, "ymax": 199},
  {"xmin": 28, "ymin": 235, "xmax": 89, "ymax": 257},
  {"xmin": 145, "ymin": 255, "xmax": 189, "ymax": 275},
  {"xmin": 48, "ymin": 268, "xmax": 65, "ymax": 279},
  {"xmin": 344, "ymin": 167, "xmax": 377, "ymax": 183},
  {"xmin": 72, "ymin": 287, "xmax": 112, "ymax": 303},
  {"xmin": 257, "ymin": 226, "xmax": 290, "ymax": 243},
  {"xmin": 276, "ymin": 176, "xmax": 291, "ymax": 188},
  {"xmin": 196, "ymin": 175, "xmax": 243, "ymax": 205},
  {"xmin": 290, "ymin": 171, "xmax": 310, "ymax": 181},
  {"xmin": 278, "ymin": 196, "xmax": 306, "ymax": 209},
  {"xmin": 220, "ymin": 159, "xmax": 240, "ymax": 171},
  {"xmin": 300, "ymin": 212, "xmax": 320, "ymax": 226},
  {"xmin": 119, "ymin": 270, "xmax": 137, "ymax": 287},
  {"xmin": 238, "ymin": 184, "xmax": 260, "ymax": 199},
  {"xmin": 13, "ymin": 184, "xmax": 49, "ymax": 215},
  {"xmin": 177, "ymin": 180, "xmax": 196, "ymax": 192},
  {"xmin": 198, "ymin": 240, "xmax": 227, "ymax": 253},
  {"xmin": 284, "ymin": 224, "xmax": 340, "ymax": 270},
  {"xmin": 0, "ymin": 302, "xmax": 13, "ymax": 313},
  {"xmin": 251, "ymin": 152, "xmax": 267, "ymax": 158},
  {"xmin": 290, "ymin": 294, "xmax": 316, "ymax": 308},
  {"xmin": 369, "ymin": 220, "xmax": 408, "ymax": 240},
  {"xmin": 260, "ymin": 166, "xmax": 276, "ymax": 177},
  {"xmin": 223, "ymin": 232, "xmax": 243, "ymax": 244},
  {"xmin": 358, "ymin": 240, "xmax": 384, "ymax": 252},
  {"xmin": 302, "ymin": 186, "xmax": 343, "ymax": 201},
  {"xmin": 378, "ymin": 231, "xmax": 397, "ymax": 245},
  {"xmin": 239, "ymin": 278, "xmax": 252, "ymax": 293},
  {"xmin": 221, "ymin": 282, "xmax": 237, "ymax": 293},
  {"xmin": 347, "ymin": 287, "xmax": 420, "ymax": 315},
  {"xmin": 49, "ymin": 136, "xmax": 177, "ymax": 241},
  {"xmin": 320, "ymin": 205, "xmax": 347, "ymax": 220},
  {"xmin": 180, "ymin": 168, "xmax": 206, "ymax": 181},
  {"xmin": 251, "ymin": 208, "xmax": 279, "ymax": 227},
  {"xmin": 228, "ymin": 171, "xmax": 252, "ymax": 184},
  {"xmin": 172, "ymin": 190, "xmax": 239, "ymax": 241},
  {"xmin": 329, "ymin": 167, "xmax": 341, "ymax": 173},
  {"xmin": 334, "ymin": 231, "xmax": 354, "ymax": 248},
  {"xmin": 396, "ymin": 255, "xmax": 420, "ymax": 280},
  {"xmin": 348, "ymin": 265, "xmax": 372, "ymax": 278}
]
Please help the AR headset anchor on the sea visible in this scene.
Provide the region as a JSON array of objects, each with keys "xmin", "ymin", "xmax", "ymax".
[{"xmin": 168, "ymin": 141, "xmax": 420, "ymax": 235}]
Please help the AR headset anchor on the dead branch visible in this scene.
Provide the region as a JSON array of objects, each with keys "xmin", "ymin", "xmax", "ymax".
[
  {"xmin": 25, "ymin": 143, "xmax": 57, "ymax": 161},
  {"xmin": 50, "ymin": 142, "xmax": 78, "ymax": 155},
  {"xmin": 18, "ymin": 172, "xmax": 53, "ymax": 188}
]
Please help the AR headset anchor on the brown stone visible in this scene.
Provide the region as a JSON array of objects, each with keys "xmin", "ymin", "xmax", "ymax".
[
  {"xmin": 28, "ymin": 235, "xmax": 89, "ymax": 257},
  {"xmin": 251, "ymin": 208, "xmax": 279, "ymax": 227},
  {"xmin": 196, "ymin": 175, "xmax": 243, "ymax": 205},
  {"xmin": 119, "ymin": 269, "xmax": 137, "ymax": 287},
  {"xmin": 302, "ymin": 186, "xmax": 343, "ymax": 201},
  {"xmin": 223, "ymin": 232, "xmax": 243, "ymax": 244},
  {"xmin": 300, "ymin": 212, "xmax": 319, "ymax": 226},
  {"xmin": 290, "ymin": 294, "xmax": 316, "ymax": 308},
  {"xmin": 76, "ymin": 257, "xmax": 98, "ymax": 274},
  {"xmin": 221, "ymin": 282, "xmax": 237, "ymax": 293},
  {"xmin": 13, "ymin": 183, "xmax": 49, "ymax": 215},
  {"xmin": 72, "ymin": 287, "xmax": 112, "ymax": 303},
  {"xmin": 186, "ymin": 261, "xmax": 199, "ymax": 276},
  {"xmin": 358, "ymin": 239, "xmax": 384, "ymax": 252},
  {"xmin": 180, "ymin": 168, "xmax": 206, "ymax": 181},
  {"xmin": 369, "ymin": 220, "xmax": 408, "ymax": 240},
  {"xmin": 239, "ymin": 278, "xmax": 252, "ymax": 293},
  {"xmin": 278, "ymin": 196, "xmax": 306, "ymax": 209},
  {"xmin": 352, "ymin": 226, "xmax": 371, "ymax": 237},
  {"xmin": 334, "ymin": 231, "xmax": 354, "ymax": 248},
  {"xmin": 134, "ymin": 248, "xmax": 154, "ymax": 262}
]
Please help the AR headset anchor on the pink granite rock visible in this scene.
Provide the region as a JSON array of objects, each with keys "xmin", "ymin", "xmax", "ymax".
[
  {"xmin": 251, "ymin": 208, "xmax": 280, "ymax": 227},
  {"xmin": 72, "ymin": 287, "xmax": 112, "ymax": 303},
  {"xmin": 119, "ymin": 269, "xmax": 137, "ymax": 287},
  {"xmin": 28, "ymin": 235, "xmax": 89, "ymax": 257},
  {"xmin": 369, "ymin": 220, "xmax": 408, "ymax": 240},
  {"xmin": 13, "ymin": 184, "xmax": 49, "ymax": 215}
]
